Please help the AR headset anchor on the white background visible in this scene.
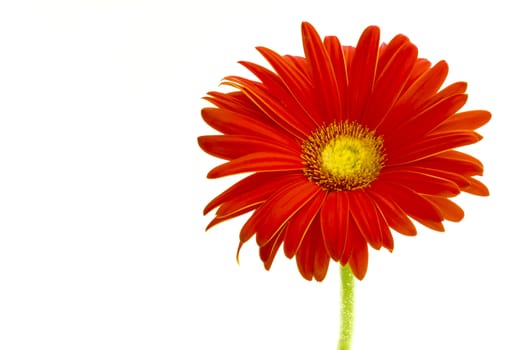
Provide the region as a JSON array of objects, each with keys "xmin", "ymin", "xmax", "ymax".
[{"xmin": 0, "ymin": 1, "xmax": 518, "ymax": 349}]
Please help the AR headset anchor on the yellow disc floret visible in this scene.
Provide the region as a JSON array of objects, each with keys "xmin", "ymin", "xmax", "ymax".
[{"xmin": 302, "ymin": 122, "xmax": 385, "ymax": 191}]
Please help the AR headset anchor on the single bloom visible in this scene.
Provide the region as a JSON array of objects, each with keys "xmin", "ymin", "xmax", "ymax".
[{"xmin": 198, "ymin": 22, "xmax": 490, "ymax": 281}]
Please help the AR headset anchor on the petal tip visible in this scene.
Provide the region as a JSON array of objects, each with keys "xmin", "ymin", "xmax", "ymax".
[{"xmin": 236, "ymin": 242, "xmax": 244, "ymax": 265}]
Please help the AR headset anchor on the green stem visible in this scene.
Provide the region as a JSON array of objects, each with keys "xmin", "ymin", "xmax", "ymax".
[{"xmin": 337, "ymin": 264, "xmax": 355, "ymax": 350}]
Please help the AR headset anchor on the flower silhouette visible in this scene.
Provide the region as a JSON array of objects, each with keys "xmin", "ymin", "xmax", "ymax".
[{"xmin": 199, "ymin": 22, "xmax": 490, "ymax": 281}]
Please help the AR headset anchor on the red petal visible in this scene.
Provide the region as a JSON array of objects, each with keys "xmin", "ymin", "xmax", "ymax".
[
  {"xmin": 407, "ymin": 151, "xmax": 483, "ymax": 176},
  {"xmin": 347, "ymin": 26, "xmax": 380, "ymax": 122},
  {"xmin": 301, "ymin": 22, "xmax": 341, "ymax": 123},
  {"xmin": 206, "ymin": 203, "xmax": 261, "ymax": 231},
  {"xmin": 463, "ymin": 177, "xmax": 489, "ymax": 196},
  {"xmin": 260, "ymin": 226, "xmax": 286, "ymax": 270},
  {"xmin": 201, "ymin": 108, "xmax": 295, "ymax": 145},
  {"xmin": 256, "ymin": 48, "xmax": 312, "ymax": 91},
  {"xmin": 239, "ymin": 60, "xmax": 318, "ymax": 131},
  {"xmin": 204, "ymin": 91, "xmax": 260, "ymax": 117},
  {"xmin": 365, "ymin": 42, "xmax": 418, "ymax": 130},
  {"xmin": 361, "ymin": 191, "xmax": 394, "ymax": 251},
  {"xmin": 342, "ymin": 45, "xmax": 355, "ymax": 74},
  {"xmin": 255, "ymin": 181, "xmax": 321, "ymax": 246},
  {"xmin": 284, "ymin": 190, "xmax": 327, "ymax": 258},
  {"xmin": 223, "ymin": 77, "xmax": 310, "ymax": 139},
  {"xmin": 284, "ymin": 55, "xmax": 311, "ymax": 78},
  {"xmin": 238, "ymin": 180, "xmax": 320, "ymax": 245},
  {"xmin": 295, "ymin": 218, "xmax": 317, "ymax": 281},
  {"xmin": 320, "ymin": 191, "xmax": 349, "ymax": 261},
  {"xmin": 425, "ymin": 81, "xmax": 467, "ymax": 108},
  {"xmin": 205, "ymin": 172, "xmax": 289, "ymax": 215},
  {"xmin": 296, "ymin": 217, "xmax": 330, "ymax": 281},
  {"xmin": 312, "ymin": 226, "xmax": 330, "ymax": 282},
  {"xmin": 387, "ymin": 93, "xmax": 468, "ymax": 148},
  {"xmin": 349, "ymin": 191, "xmax": 383, "ymax": 249},
  {"xmin": 375, "ymin": 34, "xmax": 409, "ymax": 76},
  {"xmin": 371, "ymin": 181, "xmax": 444, "ymax": 232},
  {"xmin": 424, "ymin": 196, "xmax": 464, "ymax": 222},
  {"xmin": 435, "ymin": 110, "xmax": 492, "ymax": 132},
  {"xmin": 378, "ymin": 169, "xmax": 460, "ymax": 197},
  {"xmin": 207, "ymin": 152, "xmax": 303, "ymax": 179},
  {"xmin": 376, "ymin": 206, "xmax": 394, "ymax": 251},
  {"xmin": 389, "ymin": 165, "xmax": 470, "ymax": 190},
  {"xmin": 403, "ymin": 58, "xmax": 432, "ymax": 92},
  {"xmin": 387, "ymin": 131, "xmax": 483, "ymax": 166},
  {"xmin": 324, "ymin": 35, "xmax": 348, "ymax": 121},
  {"xmin": 367, "ymin": 190, "xmax": 417, "ymax": 236},
  {"xmin": 198, "ymin": 135, "xmax": 299, "ymax": 160},
  {"xmin": 339, "ymin": 229, "xmax": 354, "ymax": 266},
  {"xmin": 347, "ymin": 223, "xmax": 369, "ymax": 280},
  {"xmin": 256, "ymin": 47, "xmax": 323, "ymax": 124},
  {"xmin": 398, "ymin": 60, "xmax": 448, "ymax": 109},
  {"xmin": 215, "ymin": 173, "xmax": 304, "ymax": 218},
  {"xmin": 378, "ymin": 60, "xmax": 448, "ymax": 135}
]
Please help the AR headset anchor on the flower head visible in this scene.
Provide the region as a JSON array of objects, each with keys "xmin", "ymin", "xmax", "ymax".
[{"xmin": 198, "ymin": 22, "xmax": 490, "ymax": 281}]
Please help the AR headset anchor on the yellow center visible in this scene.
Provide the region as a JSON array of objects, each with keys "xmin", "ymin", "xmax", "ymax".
[{"xmin": 302, "ymin": 122, "xmax": 385, "ymax": 191}]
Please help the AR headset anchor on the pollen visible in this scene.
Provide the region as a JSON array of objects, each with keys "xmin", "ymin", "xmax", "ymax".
[{"xmin": 302, "ymin": 122, "xmax": 385, "ymax": 191}]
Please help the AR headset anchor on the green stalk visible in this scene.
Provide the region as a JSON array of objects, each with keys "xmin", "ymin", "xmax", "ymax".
[{"xmin": 337, "ymin": 264, "xmax": 355, "ymax": 350}]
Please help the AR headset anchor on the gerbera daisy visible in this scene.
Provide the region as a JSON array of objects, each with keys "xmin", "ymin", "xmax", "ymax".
[{"xmin": 198, "ymin": 22, "xmax": 489, "ymax": 282}]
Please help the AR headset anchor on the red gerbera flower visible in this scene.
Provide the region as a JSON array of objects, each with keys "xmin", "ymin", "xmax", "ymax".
[{"xmin": 198, "ymin": 22, "xmax": 490, "ymax": 281}]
